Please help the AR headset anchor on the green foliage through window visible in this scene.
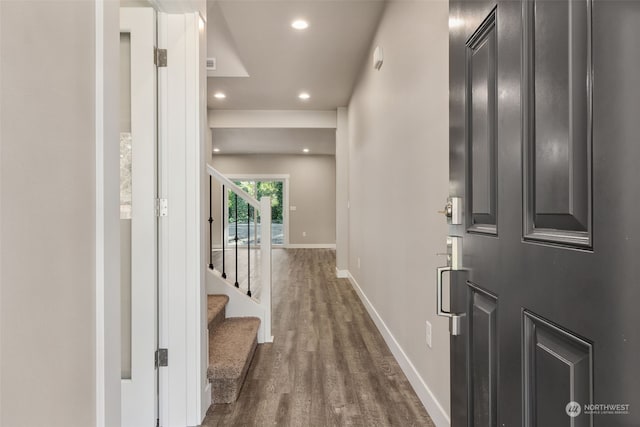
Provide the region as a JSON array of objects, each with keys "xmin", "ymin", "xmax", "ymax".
[{"xmin": 228, "ymin": 180, "xmax": 284, "ymax": 224}]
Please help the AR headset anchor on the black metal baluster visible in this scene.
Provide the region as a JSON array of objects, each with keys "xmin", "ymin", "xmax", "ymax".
[
  {"xmin": 221, "ymin": 185, "xmax": 226, "ymax": 279},
  {"xmin": 234, "ymin": 192, "xmax": 239, "ymax": 288},
  {"xmin": 247, "ymin": 204, "xmax": 251, "ymax": 297},
  {"xmin": 208, "ymin": 176, "xmax": 214, "ymax": 270}
]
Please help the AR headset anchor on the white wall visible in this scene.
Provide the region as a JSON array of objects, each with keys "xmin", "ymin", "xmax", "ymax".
[
  {"xmin": 209, "ymin": 154, "xmax": 336, "ymax": 246},
  {"xmin": 0, "ymin": 1, "xmax": 112, "ymax": 425},
  {"xmin": 347, "ymin": 1, "xmax": 450, "ymax": 424}
]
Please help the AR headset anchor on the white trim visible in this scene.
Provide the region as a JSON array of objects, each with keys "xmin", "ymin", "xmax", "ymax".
[
  {"xmin": 184, "ymin": 13, "xmax": 203, "ymax": 427},
  {"xmin": 157, "ymin": 11, "xmax": 170, "ymax": 426},
  {"xmin": 335, "ymin": 268, "xmax": 349, "ymax": 279},
  {"xmin": 224, "ymin": 173, "xmax": 290, "ymax": 180},
  {"xmin": 95, "ymin": 2, "xmax": 124, "ymax": 425},
  {"xmin": 285, "ymin": 244, "xmax": 336, "ymax": 249},
  {"xmin": 208, "ymin": 164, "xmax": 260, "ymax": 209},
  {"xmin": 259, "ymin": 196, "xmax": 273, "ymax": 342},
  {"xmin": 223, "ymin": 186, "xmax": 229, "ymax": 247},
  {"xmin": 347, "ymin": 272, "xmax": 451, "ymax": 427},
  {"xmin": 158, "ymin": 13, "xmax": 206, "ymax": 426},
  {"xmin": 95, "ymin": 3, "xmax": 123, "ymax": 424},
  {"xmin": 201, "ymin": 383, "xmax": 212, "ymax": 420},
  {"xmin": 197, "ymin": 11, "xmax": 209, "ymax": 423},
  {"xmin": 208, "ymin": 109, "xmax": 337, "ymax": 129},
  {"xmin": 149, "ymin": 0, "xmax": 206, "ymax": 16}
]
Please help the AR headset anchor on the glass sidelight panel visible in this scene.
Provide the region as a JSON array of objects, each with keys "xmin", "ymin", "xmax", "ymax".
[{"xmin": 120, "ymin": 32, "xmax": 132, "ymax": 380}]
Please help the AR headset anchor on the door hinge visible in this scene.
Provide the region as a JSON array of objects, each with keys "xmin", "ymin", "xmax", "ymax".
[
  {"xmin": 154, "ymin": 47, "xmax": 167, "ymax": 67},
  {"xmin": 155, "ymin": 198, "xmax": 168, "ymax": 217},
  {"xmin": 155, "ymin": 348, "xmax": 168, "ymax": 368}
]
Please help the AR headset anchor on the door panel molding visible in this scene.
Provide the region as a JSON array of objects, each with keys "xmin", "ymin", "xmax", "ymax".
[
  {"xmin": 522, "ymin": 310, "xmax": 593, "ymax": 427},
  {"xmin": 466, "ymin": 8, "xmax": 498, "ymax": 235},
  {"xmin": 467, "ymin": 282, "xmax": 498, "ymax": 427},
  {"xmin": 523, "ymin": 0, "xmax": 593, "ymax": 248}
]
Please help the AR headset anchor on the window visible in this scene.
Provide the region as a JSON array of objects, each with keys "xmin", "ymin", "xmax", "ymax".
[{"xmin": 227, "ymin": 179, "xmax": 286, "ymax": 245}]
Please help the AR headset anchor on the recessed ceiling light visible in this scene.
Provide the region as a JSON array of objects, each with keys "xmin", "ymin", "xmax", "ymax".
[
  {"xmin": 291, "ymin": 19, "xmax": 309, "ymax": 30},
  {"xmin": 303, "ymin": 148, "xmax": 310, "ymax": 153},
  {"xmin": 213, "ymin": 148, "xmax": 221, "ymax": 153},
  {"xmin": 213, "ymin": 92, "xmax": 226, "ymax": 99},
  {"xmin": 298, "ymin": 92, "xmax": 310, "ymax": 100}
]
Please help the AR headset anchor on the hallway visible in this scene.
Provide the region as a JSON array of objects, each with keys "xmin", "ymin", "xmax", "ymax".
[{"xmin": 202, "ymin": 249, "xmax": 434, "ymax": 426}]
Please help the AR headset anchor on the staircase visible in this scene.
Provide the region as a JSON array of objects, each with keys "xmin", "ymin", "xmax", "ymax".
[
  {"xmin": 206, "ymin": 164, "xmax": 273, "ymax": 344},
  {"xmin": 207, "ymin": 294, "xmax": 261, "ymax": 404}
]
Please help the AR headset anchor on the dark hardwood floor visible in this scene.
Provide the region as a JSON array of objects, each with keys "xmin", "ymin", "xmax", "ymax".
[{"xmin": 202, "ymin": 249, "xmax": 435, "ymax": 427}]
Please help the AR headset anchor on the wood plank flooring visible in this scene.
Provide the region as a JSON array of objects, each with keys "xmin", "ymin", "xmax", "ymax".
[{"xmin": 202, "ymin": 249, "xmax": 435, "ymax": 427}]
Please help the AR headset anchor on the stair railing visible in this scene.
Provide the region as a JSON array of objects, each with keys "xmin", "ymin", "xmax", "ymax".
[{"xmin": 207, "ymin": 165, "xmax": 272, "ymax": 339}]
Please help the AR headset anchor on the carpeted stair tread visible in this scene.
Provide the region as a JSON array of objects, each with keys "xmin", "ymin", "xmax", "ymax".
[
  {"xmin": 208, "ymin": 317, "xmax": 260, "ymax": 403},
  {"xmin": 208, "ymin": 317, "xmax": 260, "ymax": 380},
  {"xmin": 207, "ymin": 295, "xmax": 229, "ymax": 331}
]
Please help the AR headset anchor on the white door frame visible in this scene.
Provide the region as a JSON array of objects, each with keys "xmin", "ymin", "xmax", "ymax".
[
  {"xmin": 157, "ymin": 12, "xmax": 208, "ymax": 427},
  {"xmin": 120, "ymin": 7, "xmax": 158, "ymax": 427},
  {"xmin": 96, "ymin": 4, "xmax": 206, "ymax": 427},
  {"xmin": 223, "ymin": 174, "xmax": 290, "ymax": 247},
  {"xmin": 95, "ymin": 1, "xmax": 121, "ymax": 425}
]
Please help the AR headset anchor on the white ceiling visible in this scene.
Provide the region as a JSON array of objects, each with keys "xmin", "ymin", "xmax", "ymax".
[
  {"xmin": 211, "ymin": 128, "xmax": 336, "ymax": 155},
  {"xmin": 206, "ymin": 0, "xmax": 385, "ymax": 110}
]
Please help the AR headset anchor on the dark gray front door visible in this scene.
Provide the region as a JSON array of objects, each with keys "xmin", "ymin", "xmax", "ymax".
[{"xmin": 447, "ymin": 0, "xmax": 640, "ymax": 425}]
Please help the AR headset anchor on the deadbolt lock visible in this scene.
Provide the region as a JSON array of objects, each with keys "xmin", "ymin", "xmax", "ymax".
[
  {"xmin": 440, "ymin": 202, "xmax": 453, "ymax": 218},
  {"xmin": 439, "ymin": 197, "xmax": 462, "ymax": 225}
]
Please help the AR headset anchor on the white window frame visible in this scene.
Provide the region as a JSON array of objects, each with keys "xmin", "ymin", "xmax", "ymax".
[{"xmin": 223, "ymin": 174, "xmax": 290, "ymax": 247}]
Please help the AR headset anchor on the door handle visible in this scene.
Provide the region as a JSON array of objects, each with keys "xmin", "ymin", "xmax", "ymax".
[
  {"xmin": 437, "ymin": 266, "xmax": 452, "ymax": 317},
  {"xmin": 436, "ymin": 266, "xmax": 463, "ymax": 336}
]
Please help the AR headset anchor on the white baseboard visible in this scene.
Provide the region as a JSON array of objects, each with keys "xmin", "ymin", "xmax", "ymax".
[
  {"xmin": 285, "ymin": 243, "xmax": 336, "ymax": 249},
  {"xmin": 335, "ymin": 268, "xmax": 349, "ymax": 278},
  {"xmin": 347, "ymin": 272, "xmax": 451, "ymax": 427}
]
